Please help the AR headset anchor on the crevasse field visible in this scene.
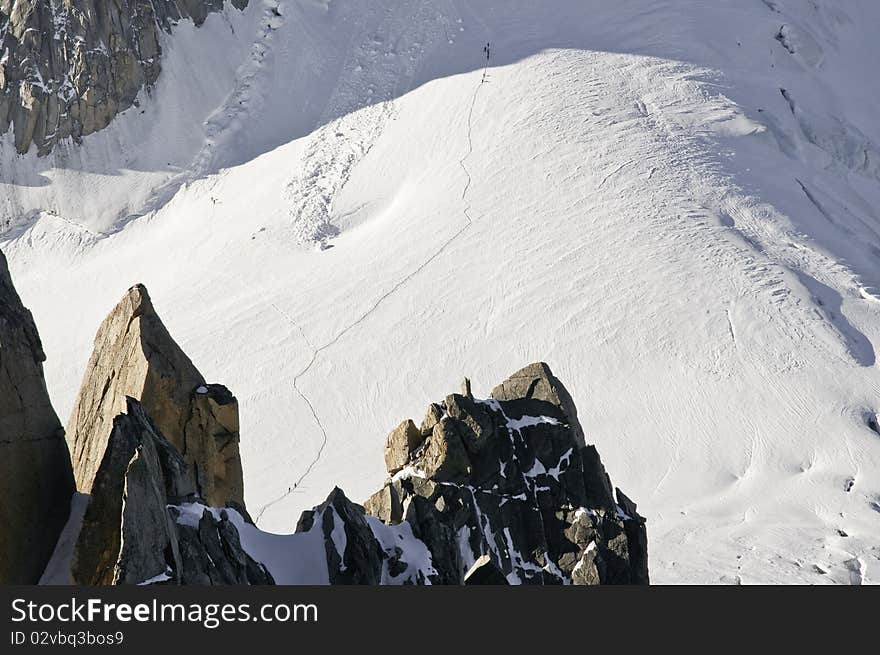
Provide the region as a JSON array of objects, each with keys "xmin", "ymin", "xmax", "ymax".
[{"xmin": 2, "ymin": 0, "xmax": 879, "ymax": 584}]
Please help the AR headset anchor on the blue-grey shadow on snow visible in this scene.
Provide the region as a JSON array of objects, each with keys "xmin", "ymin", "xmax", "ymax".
[{"xmin": 794, "ymin": 271, "xmax": 875, "ymax": 367}]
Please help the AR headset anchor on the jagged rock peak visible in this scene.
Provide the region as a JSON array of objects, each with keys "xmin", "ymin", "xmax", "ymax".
[
  {"xmin": 50, "ymin": 358, "xmax": 646, "ymax": 586},
  {"xmin": 318, "ymin": 363, "xmax": 649, "ymax": 585},
  {"xmin": 0, "ymin": 0, "xmax": 249, "ymax": 155},
  {"xmin": 0, "ymin": 248, "xmax": 74, "ymax": 584},
  {"xmin": 298, "ymin": 486, "xmax": 440, "ymax": 585},
  {"xmin": 490, "ymin": 361, "xmax": 588, "ymax": 450},
  {"xmin": 66, "ymin": 283, "xmax": 244, "ymax": 509},
  {"xmin": 296, "ymin": 488, "xmax": 385, "ymax": 585},
  {"xmin": 70, "ymin": 397, "xmax": 271, "ymax": 585}
]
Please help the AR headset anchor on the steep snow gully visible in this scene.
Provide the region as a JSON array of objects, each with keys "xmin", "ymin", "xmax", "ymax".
[{"xmin": 254, "ymin": 48, "xmax": 493, "ymax": 522}]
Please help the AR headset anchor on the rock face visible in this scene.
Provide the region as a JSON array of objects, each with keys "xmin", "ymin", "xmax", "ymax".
[
  {"xmin": 0, "ymin": 248, "xmax": 74, "ymax": 584},
  {"xmin": 0, "ymin": 0, "xmax": 248, "ymax": 155},
  {"xmin": 1, "ymin": 256, "xmax": 646, "ymax": 586},
  {"xmin": 66, "ymin": 284, "xmax": 244, "ymax": 508},
  {"xmin": 61, "ymin": 284, "xmax": 261, "ymax": 585},
  {"xmin": 185, "ymin": 383, "xmax": 245, "ymax": 507},
  {"xmin": 71, "ymin": 396, "xmax": 271, "ymax": 585},
  {"xmin": 383, "ymin": 419, "xmax": 422, "ymax": 475},
  {"xmin": 62, "ymin": 360, "xmax": 646, "ymax": 586},
  {"xmin": 297, "ymin": 486, "xmax": 442, "ymax": 585},
  {"xmin": 302, "ymin": 363, "xmax": 649, "ymax": 585},
  {"xmin": 296, "ymin": 488, "xmax": 385, "ymax": 585}
]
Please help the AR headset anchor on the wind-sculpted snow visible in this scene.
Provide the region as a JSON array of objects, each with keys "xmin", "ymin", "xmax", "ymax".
[{"xmin": 3, "ymin": 0, "xmax": 880, "ymax": 584}]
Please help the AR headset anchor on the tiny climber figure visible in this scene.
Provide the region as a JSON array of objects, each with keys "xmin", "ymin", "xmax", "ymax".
[{"xmin": 483, "ymin": 42, "xmax": 490, "ymax": 61}]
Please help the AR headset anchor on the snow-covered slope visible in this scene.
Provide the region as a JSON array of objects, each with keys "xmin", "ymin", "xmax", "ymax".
[{"xmin": 3, "ymin": 0, "xmax": 880, "ymax": 584}]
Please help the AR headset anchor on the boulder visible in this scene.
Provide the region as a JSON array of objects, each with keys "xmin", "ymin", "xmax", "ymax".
[
  {"xmin": 363, "ymin": 483, "xmax": 403, "ymax": 525},
  {"xmin": 0, "ymin": 249, "xmax": 74, "ymax": 583},
  {"xmin": 383, "ymin": 419, "xmax": 423, "ymax": 474},
  {"xmin": 419, "ymin": 402, "xmax": 444, "ymax": 436},
  {"xmin": 420, "ymin": 417, "xmax": 472, "ymax": 482}
]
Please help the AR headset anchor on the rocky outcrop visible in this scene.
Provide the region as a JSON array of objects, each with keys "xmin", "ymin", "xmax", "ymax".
[
  {"xmin": 0, "ymin": 0, "xmax": 248, "ymax": 155},
  {"xmin": 383, "ymin": 419, "xmax": 422, "ymax": 475},
  {"xmin": 296, "ymin": 488, "xmax": 385, "ymax": 585},
  {"xmin": 185, "ymin": 383, "xmax": 245, "ymax": 507},
  {"xmin": 2, "ymin": 253, "xmax": 648, "ymax": 586},
  {"xmin": 296, "ymin": 486, "xmax": 443, "ymax": 585},
  {"xmin": 66, "ymin": 284, "xmax": 244, "ymax": 508},
  {"xmin": 464, "ymin": 555, "xmax": 508, "ymax": 585},
  {"xmin": 71, "ymin": 396, "xmax": 271, "ymax": 585},
  {"xmin": 0, "ymin": 248, "xmax": 74, "ymax": 584},
  {"xmin": 300, "ymin": 363, "xmax": 649, "ymax": 585},
  {"xmin": 50, "ymin": 351, "xmax": 647, "ymax": 585},
  {"xmin": 59, "ymin": 283, "xmax": 260, "ymax": 585}
]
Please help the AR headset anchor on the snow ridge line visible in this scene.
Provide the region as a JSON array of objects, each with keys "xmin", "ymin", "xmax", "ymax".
[{"xmin": 254, "ymin": 64, "xmax": 490, "ymax": 523}]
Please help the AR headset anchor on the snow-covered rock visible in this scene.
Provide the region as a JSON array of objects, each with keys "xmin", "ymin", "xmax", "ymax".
[
  {"xmin": 290, "ymin": 363, "xmax": 647, "ymax": 586},
  {"xmin": 358, "ymin": 363, "xmax": 649, "ymax": 585}
]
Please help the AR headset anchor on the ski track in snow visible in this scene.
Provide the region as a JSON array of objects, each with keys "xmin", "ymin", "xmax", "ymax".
[{"xmin": 254, "ymin": 56, "xmax": 491, "ymax": 523}]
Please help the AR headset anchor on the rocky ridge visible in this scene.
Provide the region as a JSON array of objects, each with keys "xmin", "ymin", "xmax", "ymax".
[
  {"xmin": 302, "ymin": 364, "xmax": 649, "ymax": 585},
  {"xmin": 0, "ymin": 0, "xmax": 248, "ymax": 155}
]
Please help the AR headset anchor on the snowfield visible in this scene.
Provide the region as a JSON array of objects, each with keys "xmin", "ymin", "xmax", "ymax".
[{"xmin": 3, "ymin": 0, "xmax": 880, "ymax": 584}]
